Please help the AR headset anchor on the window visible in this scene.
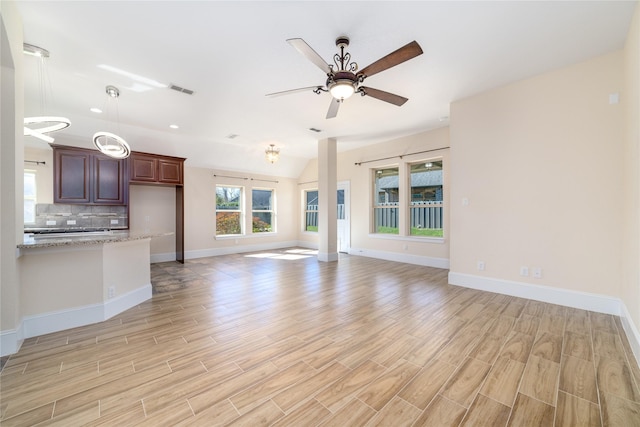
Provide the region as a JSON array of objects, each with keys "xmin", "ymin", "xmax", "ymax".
[
  {"xmin": 373, "ymin": 167, "xmax": 399, "ymax": 234},
  {"xmin": 252, "ymin": 189, "xmax": 274, "ymax": 233},
  {"xmin": 216, "ymin": 185, "xmax": 243, "ymax": 235},
  {"xmin": 304, "ymin": 190, "xmax": 318, "ymax": 232},
  {"xmin": 24, "ymin": 170, "xmax": 37, "ymax": 224},
  {"xmin": 409, "ymin": 161, "xmax": 443, "ymax": 237}
]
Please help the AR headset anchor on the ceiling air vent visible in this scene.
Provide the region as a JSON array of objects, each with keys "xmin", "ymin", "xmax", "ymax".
[
  {"xmin": 309, "ymin": 127, "xmax": 322, "ymax": 133},
  {"xmin": 169, "ymin": 84, "xmax": 195, "ymax": 95},
  {"xmin": 226, "ymin": 134, "xmax": 239, "ymax": 139}
]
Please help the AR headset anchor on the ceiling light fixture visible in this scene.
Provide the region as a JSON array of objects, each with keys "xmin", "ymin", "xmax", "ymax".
[
  {"xmin": 326, "ymin": 37, "xmax": 359, "ymax": 101},
  {"xmin": 93, "ymin": 85, "xmax": 130, "ymax": 159},
  {"xmin": 22, "ymin": 43, "xmax": 71, "ymax": 143},
  {"xmin": 265, "ymin": 144, "xmax": 280, "ymax": 164}
]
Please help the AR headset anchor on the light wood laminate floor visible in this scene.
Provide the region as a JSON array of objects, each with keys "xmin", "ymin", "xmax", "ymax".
[{"xmin": 1, "ymin": 248, "xmax": 639, "ymax": 426}]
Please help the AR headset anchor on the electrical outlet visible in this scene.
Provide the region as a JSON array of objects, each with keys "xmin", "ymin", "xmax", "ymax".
[
  {"xmin": 108, "ymin": 286, "xmax": 115, "ymax": 298},
  {"xmin": 110, "ymin": 219, "xmax": 119, "ymax": 225},
  {"xmin": 520, "ymin": 266, "xmax": 529, "ymax": 277},
  {"xmin": 46, "ymin": 220, "xmax": 56, "ymax": 226},
  {"xmin": 477, "ymin": 261, "xmax": 485, "ymax": 271},
  {"xmin": 67, "ymin": 219, "xmax": 76, "ymax": 225},
  {"xmin": 533, "ymin": 267, "xmax": 543, "ymax": 279}
]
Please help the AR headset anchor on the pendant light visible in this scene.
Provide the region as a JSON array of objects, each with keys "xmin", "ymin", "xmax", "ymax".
[
  {"xmin": 22, "ymin": 43, "xmax": 71, "ymax": 143},
  {"xmin": 93, "ymin": 85, "xmax": 130, "ymax": 159}
]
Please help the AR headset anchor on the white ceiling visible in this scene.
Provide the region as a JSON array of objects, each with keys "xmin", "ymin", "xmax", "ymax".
[{"xmin": 16, "ymin": 1, "xmax": 636, "ymax": 178}]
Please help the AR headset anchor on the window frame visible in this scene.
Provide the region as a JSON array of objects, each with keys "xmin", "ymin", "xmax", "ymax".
[
  {"xmin": 372, "ymin": 166, "xmax": 400, "ymax": 235},
  {"xmin": 215, "ymin": 185, "xmax": 244, "ymax": 237},
  {"xmin": 369, "ymin": 158, "xmax": 446, "ymax": 241},
  {"xmin": 303, "ymin": 189, "xmax": 319, "ymax": 233},
  {"xmin": 251, "ymin": 187, "xmax": 276, "ymax": 234},
  {"xmin": 408, "ymin": 160, "xmax": 444, "ymax": 238}
]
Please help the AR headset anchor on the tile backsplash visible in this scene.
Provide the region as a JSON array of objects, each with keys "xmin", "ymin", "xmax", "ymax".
[{"xmin": 27, "ymin": 203, "xmax": 128, "ymax": 230}]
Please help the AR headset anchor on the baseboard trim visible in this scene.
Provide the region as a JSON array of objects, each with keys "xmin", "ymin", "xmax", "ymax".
[
  {"xmin": 448, "ymin": 272, "xmax": 621, "ymax": 314},
  {"xmin": 182, "ymin": 241, "xmax": 301, "ymax": 261},
  {"xmin": 349, "ymin": 247, "xmax": 450, "ymax": 269},
  {"xmin": 104, "ymin": 284, "xmax": 152, "ymax": 320},
  {"xmin": 150, "ymin": 252, "xmax": 177, "ymax": 263},
  {"xmin": 21, "ymin": 284, "xmax": 152, "ymax": 340},
  {"xmin": 448, "ymin": 271, "xmax": 640, "ymax": 368},
  {"xmin": 620, "ymin": 302, "xmax": 640, "ymax": 368},
  {"xmin": 0, "ymin": 326, "xmax": 23, "ymax": 358}
]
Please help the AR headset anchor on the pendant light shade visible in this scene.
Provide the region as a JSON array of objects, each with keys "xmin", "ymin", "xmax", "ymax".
[
  {"xmin": 93, "ymin": 85, "xmax": 130, "ymax": 159},
  {"xmin": 22, "ymin": 44, "xmax": 71, "ymax": 143},
  {"xmin": 93, "ymin": 132, "xmax": 131, "ymax": 159}
]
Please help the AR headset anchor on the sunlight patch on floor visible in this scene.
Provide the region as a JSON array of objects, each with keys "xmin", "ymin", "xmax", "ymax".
[{"xmin": 244, "ymin": 248, "xmax": 318, "ymax": 260}]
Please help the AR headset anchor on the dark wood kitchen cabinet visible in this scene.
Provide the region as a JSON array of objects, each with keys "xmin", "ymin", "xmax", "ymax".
[
  {"xmin": 52, "ymin": 145, "xmax": 127, "ymax": 205},
  {"xmin": 129, "ymin": 152, "xmax": 184, "ymax": 185}
]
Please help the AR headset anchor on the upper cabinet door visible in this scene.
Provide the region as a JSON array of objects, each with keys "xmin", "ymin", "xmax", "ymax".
[
  {"xmin": 129, "ymin": 154, "xmax": 158, "ymax": 183},
  {"xmin": 129, "ymin": 152, "xmax": 184, "ymax": 185},
  {"xmin": 53, "ymin": 145, "xmax": 127, "ymax": 205},
  {"xmin": 158, "ymin": 158, "xmax": 182, "ymax": 184},
  {"xmin": 93, "ymin": 154, "xmax": 127, "ymax": 205},
  {"xmin": 54, "ymin": 148, "xmax": 91, "ymax": 204}
]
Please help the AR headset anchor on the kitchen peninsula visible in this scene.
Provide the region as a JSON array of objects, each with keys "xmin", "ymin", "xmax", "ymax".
[{"xmin": 17, "ymin": 230, "xmax": 171, "ymax": 339}]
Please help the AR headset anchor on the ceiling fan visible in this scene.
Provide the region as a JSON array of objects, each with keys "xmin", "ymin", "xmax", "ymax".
[{"xmin": 266, "ymin": 36, "xmax": 423, "ymax": 119}]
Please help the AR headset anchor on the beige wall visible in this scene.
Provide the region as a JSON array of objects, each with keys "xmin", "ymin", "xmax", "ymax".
[
  {"xmin": 183, "ymin": 166, "xmax": 299, "ymax": 256},
  {"xmin": 129, "ymin": 185, "xmax": 177, "ymax": 255},
  {"xmin": 297, "ymin": 128, "xmax": 450, "ymax": 264},
  {"xmin": 622, "ymin": 5, "xmax": 640, "ymax": 329},
  {"xmin": 450, "ymin": 51, "xmax": 625, "ymax": 296},
  {"xmin": 1, "ymin": 0, "xmax": 24, "ymax": 351}
]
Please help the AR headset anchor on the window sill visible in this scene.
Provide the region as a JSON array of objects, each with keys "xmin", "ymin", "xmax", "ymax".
[{"xmin": 367, "ymin": 233, "xmax": 446, "ymax": 244}]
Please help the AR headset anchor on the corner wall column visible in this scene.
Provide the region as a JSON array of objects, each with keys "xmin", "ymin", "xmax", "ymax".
[{"xmin": 317, "ymin": 137, "xmax": 338, "ymax": 262}]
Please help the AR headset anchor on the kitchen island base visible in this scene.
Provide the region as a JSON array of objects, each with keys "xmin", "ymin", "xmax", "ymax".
[{"xmin": 18, "ymin": 238, "xmax": 152, "ymax": 339}]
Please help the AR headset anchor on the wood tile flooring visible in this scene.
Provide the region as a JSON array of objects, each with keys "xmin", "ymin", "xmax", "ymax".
[{"xmin": 1, "ymin": 248, "xmax": 639, "ymax": 426}]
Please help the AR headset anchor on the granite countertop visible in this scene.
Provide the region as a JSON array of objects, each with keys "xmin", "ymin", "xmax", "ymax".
[{"xmin": 19, "ymin": 231, "xmax": 173, "ymax": 249}]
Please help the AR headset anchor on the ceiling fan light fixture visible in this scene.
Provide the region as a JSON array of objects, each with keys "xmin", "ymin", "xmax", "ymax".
[
  {"xmin": 265, "ymin": 144, "xmax": 280, "ymax": 164},
  {"xmin": 328, "ymin": 71, "xmax": 358, "ymax": 101},
  {"xmin": 329, "ymin": 80, "xmax": 356, "ymax": 100}
]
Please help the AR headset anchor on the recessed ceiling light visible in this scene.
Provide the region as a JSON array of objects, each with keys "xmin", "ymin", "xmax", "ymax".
[
  {"xmin": 90, "ymin": 107, "xmax": 102, "ymax": 113},
  {"xmin": 169, "ymin": 124, "xmax": 179, "ymax": 129}
]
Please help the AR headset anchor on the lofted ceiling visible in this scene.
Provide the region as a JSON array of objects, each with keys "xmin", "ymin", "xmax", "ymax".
[{"xmin": 15, "ymin": 1, "xmax": 636, "ymax": 178}]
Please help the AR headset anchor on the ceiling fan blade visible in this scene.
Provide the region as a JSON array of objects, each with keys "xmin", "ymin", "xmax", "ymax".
[
  {"xmin": 287, "ymin": 38, "xmax": 331, "ymax": 74},
  {"xmin": 359, "ymin": 41, "xmax": 423, "ymax": 79},
  {"xmin": 266, "ymin": 86, "xmax": 323, "ymax": 97},
  {"xmin": 326, "ymin": 98, "xmax": 341, "ymax": 119},
  {"xmin": 360, "ymin": 87, "xmax": 408, "ymax": 106}
]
